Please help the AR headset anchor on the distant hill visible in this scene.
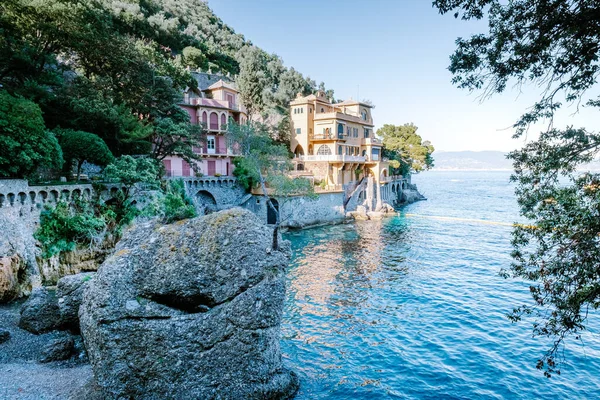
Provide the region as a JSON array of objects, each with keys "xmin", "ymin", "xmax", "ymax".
[
  {"xmin": 432, "ymin": 151, "xmax": 512, "ymax": 171},
  {"xmin": 432, "ymin": 150, "xmax": 600, "ymax": 171}
]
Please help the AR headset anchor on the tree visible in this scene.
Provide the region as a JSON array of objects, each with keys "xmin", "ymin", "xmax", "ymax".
[
  {"xmin": 228, "ymin": 121, "xmax": 315, "ymax": 249},
  {"xmin": 150, "ymin": 117, "xmax": 204, "ymax": 173},
  {"xmin": 57, "ymin": 129, "xmax": 114, "ymax": 181},
  {"xmin": 434, "ymin": 0, "xmax": 600, "ymax": 376},
  {"xmin": 236, "ymin": 46, "xmax": 271, "ymax": 119},
  {"xmin": 103, "ymin": 156, "xmax": 159, "ymax": 219},
  {"xmin": 378, "ymin": 123, "xmax": 434, "ymax": 176},
  {"xmin": 0, "ymin": 91, "xmax": 62, "ymax": 178}
]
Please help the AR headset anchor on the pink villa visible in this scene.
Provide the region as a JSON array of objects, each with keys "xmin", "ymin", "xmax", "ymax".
[{"xmin": 162, "ymin": 73, "xmax": 248, "ymax": 177}]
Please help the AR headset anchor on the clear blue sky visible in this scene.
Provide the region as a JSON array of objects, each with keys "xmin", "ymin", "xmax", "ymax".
[{"xmin": 209, "ymin": 0, "xmax": 599, "ymax": 152}]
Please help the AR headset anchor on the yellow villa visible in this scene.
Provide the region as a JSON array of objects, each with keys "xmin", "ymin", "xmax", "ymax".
[{"xmin": 289, "ymin": 91, "xmax": 389, "ymax": 189}]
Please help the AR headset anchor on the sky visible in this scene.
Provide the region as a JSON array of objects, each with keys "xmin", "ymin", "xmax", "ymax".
[{"xmin": 208, "ymin": 0, "xmax": 599, "ymax": 152}]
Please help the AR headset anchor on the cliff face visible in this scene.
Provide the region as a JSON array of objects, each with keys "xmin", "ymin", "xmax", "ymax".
[
  {"xmin": 0, "ymin": 201, "xmax": 40, "ymax": 302},
  {"xmin": 0, "ymin": 180, "xmax": 109, "ymax": 302}
]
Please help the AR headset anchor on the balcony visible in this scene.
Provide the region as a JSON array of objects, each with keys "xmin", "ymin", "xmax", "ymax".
[
  {"xmin": 313, "ymin": 111, "xmax": 374, "ymax": 126},
  {"xmin": 361, "ymin": 137, "xmax": 382, "ymax": 145},
  {"xmin": 181, "ymin": 98, "xmax": 247, "ymax": 114},
  {"xmin": 194, "ymin": 147, "xmax": 240, "ymax": 157},
  {"xmin": 309, "ymin": 132, "xmax": 347, "ymax": 141},
  {"xmin": 299, "ymin": 155, "xmax": 366, "ymax": 163}
]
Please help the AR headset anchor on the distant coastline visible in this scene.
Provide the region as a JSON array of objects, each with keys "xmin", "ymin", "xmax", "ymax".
[{"xmin": 431, "ymin": 150, "xmax": 600, "ymax": 172}]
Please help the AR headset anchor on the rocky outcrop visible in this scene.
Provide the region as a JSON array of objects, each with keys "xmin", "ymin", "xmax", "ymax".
[
  {"xmin": 80, "ymin": 208, "xmax": 298, "ymax": 399},
  {"xmin": 0, "ymin": 208, "xmax": 39, "ymax": 302},
  {"xmin": 57, "ymin": 272, "xmax": 95, "ymax": 331},
  {"xmin": 0, "ymin": 255, "xmax": 28, "ymax": 303},
  {"xmin": 37, "ymin": 247, "xmax": 109, "ymax": 286},
  {"xmin": 39, "ymin": 335, "xmax": 75, "ymax": 363},
  {"xmin": 18, "ymin": 288, "xmax": 61, "ymax": 334}
]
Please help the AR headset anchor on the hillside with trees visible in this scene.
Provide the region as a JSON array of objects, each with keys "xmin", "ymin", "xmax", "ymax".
[{"xmin": 0, "ymin": 0, "xmax": 329, "ymax": 180}]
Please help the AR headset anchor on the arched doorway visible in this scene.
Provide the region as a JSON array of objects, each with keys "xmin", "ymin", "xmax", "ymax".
[
  {"xmin": 195, "ymin": 190, "xmax": 217, "ymax": 213},
  {"xmin": 267, "ymin": 198, "xmax": 279, "ymax": 225},
  {"xmin": 293, "ymin": 144, "xmax": 304, "ymax": 158}
]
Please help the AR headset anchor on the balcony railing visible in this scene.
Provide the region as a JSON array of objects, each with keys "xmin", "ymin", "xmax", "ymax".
[
  {"xmin": 181, "ymin": 98, "xmax": 247, "ymax": 114},
  {"xmin": 195, "ymin": 147, "xmax": 240, "ymax": 156},
  {"xmin": 299, "ymin": 155, "xmax": 366, "ymax": 162},
  {"xmin": 361, "ymin": 137, "xmax": 382, "ymax": 145},
  {"xmin": 309, "ymin": 132, "xmax": 348, "ymax": 140}
]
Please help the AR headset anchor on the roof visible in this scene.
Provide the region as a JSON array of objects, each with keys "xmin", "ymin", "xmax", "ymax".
[
  {"xmin": 190, "ymin": 72, "xmax": 235, "ymax": 91},
  {"xmin": 207, "ymin": 79, "xmax": 238, "ymax": 91},
  {"xmin": 335, "ymin": 99, "xmax": 374, "ymax": 108}
]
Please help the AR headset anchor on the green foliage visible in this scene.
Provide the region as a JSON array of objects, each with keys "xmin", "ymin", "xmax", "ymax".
[
  {"xmin": 378, "ymin": 123, "xmax": 434, "ymax": 175},
  {"xmin": 34, "ymin": 200, "xmax": 109, "ymax": 258},
  {"xmin": 56, "ymin": 129, "xmax": 114, "ymax": 180},
  {"xmin": 162, "ymin": 179, "xmax": 197, "ymax": 223},
  {"xmin": 0, "ymin": 91, "xmax": 63, "ymax": 178},
  {"xmin": 268, "ymin": 175, "xmax": 317, "ymax": 200},
  {"xmin": 104, "ymin": 156, "xmax": 159, "ymax": 190},
  {"xmin": 434, "ymin": 0, "xmax": 600, "ymax": 376},
  {"xmin": 232, "ymin": 157, "xmax": 253, "ymax": 190}
]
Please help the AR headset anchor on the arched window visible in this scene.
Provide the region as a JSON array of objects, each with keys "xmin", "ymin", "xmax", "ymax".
[
  {"xmin": 361, "ymin": 109, "xmax": 368, "ymax": 121},
  {"xmin": 209, "ymin": 112, "xmax": 218, "ymax": 130},
  {"xmin": 317, "ymin": 145, "xmax": 332, "ymax": 155},
  {"xmin": 202, "ymin": 111, "xmax": 207, "ymax": 126},
  {"xmin": 220, "ymin": 114, "xmax": 226, "ymax": 129},
  {"xmin": 320, "ymin": 107, "xmax": 325, "ymax": 113},
  {"xmin": 337, "ymin": 123, "xmax": 344, "ymax": 138}
]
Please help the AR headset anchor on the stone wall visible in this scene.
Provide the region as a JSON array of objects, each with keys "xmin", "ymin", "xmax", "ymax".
[
  {"xmin": 178, "ymin": 176, "xmax": 247, "ymax": 210},
  {"xmin": 0, "ymin": 180, "xmax": 125, "ymax": 302}
]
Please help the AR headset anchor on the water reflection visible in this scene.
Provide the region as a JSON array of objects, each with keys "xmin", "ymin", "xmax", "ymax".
[{"xmin": 282, "ymin": 171, "xmax": 600, "ymax": 399}]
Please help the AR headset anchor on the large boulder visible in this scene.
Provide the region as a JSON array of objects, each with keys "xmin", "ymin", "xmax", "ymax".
[
  {"xmin": 18, "ymin": 287, "xmax": 61, "ymax": 334},
  {"xmin": 80, "ymin": 208, "xmax": 299, "ymax": 399},
  {"xmin": 57, "ymin": 272, "xmax": 95, "ymax": 331}
]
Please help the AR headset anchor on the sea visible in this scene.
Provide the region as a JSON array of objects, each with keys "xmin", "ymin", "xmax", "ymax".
[{"xmin": 281, "ymin": 171, "xmax": 600, "ymax": 399}]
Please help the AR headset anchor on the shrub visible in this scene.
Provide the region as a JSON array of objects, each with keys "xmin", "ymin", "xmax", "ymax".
[
  {"xmin": 35, "ymin": 200, "xmax": 110, "ymax": 258},
  {"xmin": 163, "ymin": 179, "xmax": 197, "ymax": 223}
]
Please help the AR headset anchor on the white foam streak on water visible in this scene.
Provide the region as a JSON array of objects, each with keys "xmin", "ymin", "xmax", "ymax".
[{"xmin": 282, "ymin": 171, "xmax": 600, "ymax": 399}]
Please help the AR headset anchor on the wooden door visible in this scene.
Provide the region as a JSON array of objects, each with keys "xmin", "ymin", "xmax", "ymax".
[{"xmin": 207, "ymin": 160, "xmax": 216, "ymax": 176}]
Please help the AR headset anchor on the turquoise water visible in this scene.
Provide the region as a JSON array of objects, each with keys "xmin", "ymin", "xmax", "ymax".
[{"xmin": 281, "ymin": 171, "xmax": 600, "ymax": 399}]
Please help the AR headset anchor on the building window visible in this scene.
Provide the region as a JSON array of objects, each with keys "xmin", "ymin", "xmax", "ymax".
[
  {"xmin": 309, "ymin": 108, "xmax": 312, "ymax": 113},
  {"xmin": 372, "ymin": 148, "xmax": 380, "ymax": 161},
  {"xmin": 347, "ymin": 126, "xmax": 351, "ymax": 136},
  {"xmin": 294, "ymin": 108, "xmax": 297, "ymax": 114},
  {"xmin": 337, "ymin": 123, "xmax": 344, "ymax": 139},
  {"xmin": 210, "ymin": 112, "xmax": 218, "ymax": 130},
  {"xmin": 361, "ymin": 110, "xmax": 368, "ymax": 121},
  {"xmin": 202, "ymin": 111, "xmax": 208, "ymax": 126},
  {"xmin": 338, "ymin": 145, "xmax": 343, "ymax": 155},
  {"xmin": 317, "ymin": 145, "xmax": 332, "ymax": 155},
  {"xmin": 320, "ymin": 107, "xmax": 325, "ymax": 113},
  {"xmin": 296, "ymin": 128, "xmax": 301, "ymax": 135},
  {"xmin": 364, "ymin": 128, "xmax": 370, "ymax": 138},
  {"xmin": 220, "ymin": 114, "xmax": 226, "ymax": 129},
  {"xmin": 207, "ymin": 137, "xmax": 215, "ymax": 150}
]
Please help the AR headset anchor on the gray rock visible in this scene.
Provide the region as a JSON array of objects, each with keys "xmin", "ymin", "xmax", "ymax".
[
  {"xmin": 39, "ymin": 335, "xmax": 75, "ymax": 363},
  {"xmin": 80, "ymin": 208, "xmax": 298, "ymax": 400},
  {"xmin": 0, "ymin": 328, "xmax": 10, "ymax": 344},
  {"xmin": 57, "ymin": 272, "xmax": 95, "ymax": 331},
  {"xmin": 18, "ymin": 287, "xmax": 61, "ymax": 334}
]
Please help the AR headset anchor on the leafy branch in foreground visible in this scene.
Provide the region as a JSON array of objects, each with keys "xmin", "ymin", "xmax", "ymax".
[{"xmin": 434, "ymin": 0, "xmax": 600, "ymax": 376}]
